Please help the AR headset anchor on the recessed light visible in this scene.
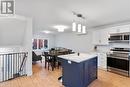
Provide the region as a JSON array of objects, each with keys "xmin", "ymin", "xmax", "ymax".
[
  {"xmin": 53, "ymin": 25, "xmax": 68, "ymax": 32},
  {"xmin": 42, "ymin": 30, "xmax": 52, "ymax": 34}
]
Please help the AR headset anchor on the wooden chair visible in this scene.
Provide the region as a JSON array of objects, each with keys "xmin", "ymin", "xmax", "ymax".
[{"xmin": 44, "ymin": 52, "xmax": 55, "ymax": 71}]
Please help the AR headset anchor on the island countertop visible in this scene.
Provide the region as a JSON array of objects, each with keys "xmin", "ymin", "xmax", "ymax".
[{"xmin": 58, "ymin": 53, "xmax": 97, "ymax": 63}]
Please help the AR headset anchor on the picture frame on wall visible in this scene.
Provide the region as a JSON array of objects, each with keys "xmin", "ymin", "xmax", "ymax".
[
  {"xmin": 32, "ymin": 39, "xmax": 48, "ymax": 50},
  {"xmin": 32, "ymin": 39, "xmax": 37, "ymax": 49}
]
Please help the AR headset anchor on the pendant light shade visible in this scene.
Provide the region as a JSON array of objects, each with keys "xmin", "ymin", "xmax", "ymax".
[
  {"xmin": 77, "ymin": 24, "xmax": 82, "ymax": 32},
  {"xmin": 72, "ymin": 22, "xmax": 76, "ymax": 31},
  {"xmin": 82, "ymin": 26, "xmax": 86, "ymax": 33}
]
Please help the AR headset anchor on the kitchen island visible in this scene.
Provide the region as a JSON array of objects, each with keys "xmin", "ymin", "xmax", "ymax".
[{"xmin": 58, "ymin": 53, "xmax": 98, "ymax": 87}]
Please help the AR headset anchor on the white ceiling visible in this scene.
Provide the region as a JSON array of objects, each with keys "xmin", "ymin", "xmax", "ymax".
[{"xmin": 15, "ymin": 0, "xmax": 130, "ymax": 34}]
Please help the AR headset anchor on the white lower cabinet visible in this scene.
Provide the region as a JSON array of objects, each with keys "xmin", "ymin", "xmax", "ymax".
[{"xmin": 98, "ymin": 53, "xmax": 107, "ymax": 69}]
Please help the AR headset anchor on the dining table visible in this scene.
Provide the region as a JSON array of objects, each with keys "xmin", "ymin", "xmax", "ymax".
[{"xmin": 43, "ymin": 49, "xmax": 71, "ymax": 70}]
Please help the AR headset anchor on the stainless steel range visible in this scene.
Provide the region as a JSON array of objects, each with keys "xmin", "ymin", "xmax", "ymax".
[{"xmin": 107, "ymin": 48, "xmax": 130, "ymax": 76}]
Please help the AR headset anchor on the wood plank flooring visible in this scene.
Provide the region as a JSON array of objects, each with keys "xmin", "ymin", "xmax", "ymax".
[{"xmin": 0, "ymin": 62, "xmax": 130, "ymax": 87}]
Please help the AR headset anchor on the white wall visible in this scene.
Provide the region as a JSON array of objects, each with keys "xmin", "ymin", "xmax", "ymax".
[
  {"xmin": 0, "ymin": 19, "xmax": 26, "ymax": 46},
  {"xmin": 22, "ymin": 18, "xmax": 32, "ymax": 76},
  {"xmin": 55, "ymin": 31, "xmax": 94, "ymax": 53}
]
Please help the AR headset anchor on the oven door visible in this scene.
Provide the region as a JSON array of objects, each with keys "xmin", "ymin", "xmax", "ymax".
[{"xmin": 107, "ymin": 57, "xmax": 129, "ymax": 71}]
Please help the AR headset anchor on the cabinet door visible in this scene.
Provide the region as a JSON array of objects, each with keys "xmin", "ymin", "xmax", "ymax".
[
  {"xmin": 93, "ymin": 29, "xmax": 109, "ymax": 45},
  {"xmin": 62, "ymin": 59, "xmax": 84, "ymax": 87},
  {"xmin": 88, "ymin": 58, "xmax": 97, "ymax": 83},
  {"xmin": 119, "ymin": 25, "xmax": 130, "ymax": 33},
  {"xmin": 92, "ymin": 30, "xmax": 100, "ymax": 45},
  {"xmin": 98, "ymin": 53, "xmax": 107, "ymax": 69},
  {"xmin": 100, "ymin": 29, "xmax": 109, "ymax": 45},
  {"xmin": 108, "ymin": 27, "xmax": 119, "ymax": 34},
  {"xmin": 98, "ymin": 53, "xmax": 101, "ymax": 67},
  {"xmin": 84, "ymin": 61, "xmax": 89, "ymax": 86},
  {"xmin": 109, "ymin": 25, "xmax": 130, "ymax": 34},
  {"xmin": 100, "ymin": 55, "xmax": 107, "ymax": 69}
]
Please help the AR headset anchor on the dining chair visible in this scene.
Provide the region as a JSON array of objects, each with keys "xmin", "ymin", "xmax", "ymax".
[
  {"xmin": 44, "ymin": 52, "xmax": 54, "ymax": 71},
  {"xmin": 32, "ymin": 51, "xmax": 42, "ymax": 64}
]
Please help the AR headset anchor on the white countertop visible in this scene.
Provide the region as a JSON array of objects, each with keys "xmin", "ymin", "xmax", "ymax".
[{"xmin": 58, "ymin": 53, "xmax": 98, "ymax": 63}]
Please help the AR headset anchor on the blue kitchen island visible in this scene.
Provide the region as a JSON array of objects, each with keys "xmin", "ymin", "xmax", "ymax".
[{"xmin": 58, "ymin": 53, "xmax": 98, "ymax": 87}]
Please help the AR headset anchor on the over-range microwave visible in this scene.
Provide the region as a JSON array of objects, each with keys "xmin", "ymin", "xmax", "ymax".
[{"xmin": 108, "ymin": 33, "xmax": 130, "ymax": 42}]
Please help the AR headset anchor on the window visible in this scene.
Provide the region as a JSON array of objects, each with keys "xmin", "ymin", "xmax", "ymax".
[{"xmin": 32, "ymin": 39, "xmax": 48, "ymax": 50}]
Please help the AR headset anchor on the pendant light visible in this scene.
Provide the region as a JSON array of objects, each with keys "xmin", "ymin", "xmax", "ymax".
[
  {"xmin": 77, "ymin": 24, "xmax": 82, "ymax": 32},
  {"xmin": 72, "ymin": 11, "xmax": 87, "ymax": 34},
  {"xmin": 82, "ymin": 26, "xmax": 86, "ymax": 33},
  {"xmin": 72, "ymin": 22, "xmax": 76, "ymax": 31}
]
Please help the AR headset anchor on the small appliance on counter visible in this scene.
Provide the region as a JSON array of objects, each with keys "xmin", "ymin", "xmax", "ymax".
[{"xmin": 107, "ymin": 47, "xmax": 130, "ymax": 76}]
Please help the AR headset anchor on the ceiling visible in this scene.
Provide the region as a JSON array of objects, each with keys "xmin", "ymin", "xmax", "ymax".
[{"xmin": 15, "ymin": 0, "xmax": 130, "ymax": 34}]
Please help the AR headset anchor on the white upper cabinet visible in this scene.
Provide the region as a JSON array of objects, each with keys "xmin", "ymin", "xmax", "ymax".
[
  {"xmin": 108, "ymin": 25, "xmax": 130, "ymax": 34},
  {"xmin": 92, "ymin": 24, "xmax": 130, "ymax": 45},
  {"xmin": 108, "ymin": 27, "xmax": 119, "ymax": 34},
  {"xmin": 100, "ymin": 29, "xmax": 109, "ymax": 45},
  {"xmin": 92, "ymin": 29, "xmax": 109, "ymax": 45},
  {"xmin": 92, "ymin": 30, "xmax": 100, "ymax": 45},
  {"xmin": 118, "ymin": 25, "xmax": 130, "ymax": 33}
]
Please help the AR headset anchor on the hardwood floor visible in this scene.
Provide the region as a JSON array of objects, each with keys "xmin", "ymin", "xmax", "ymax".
[{"xmin": 0, "ymin": 62, "xmax": 130, "ymax": 87}]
